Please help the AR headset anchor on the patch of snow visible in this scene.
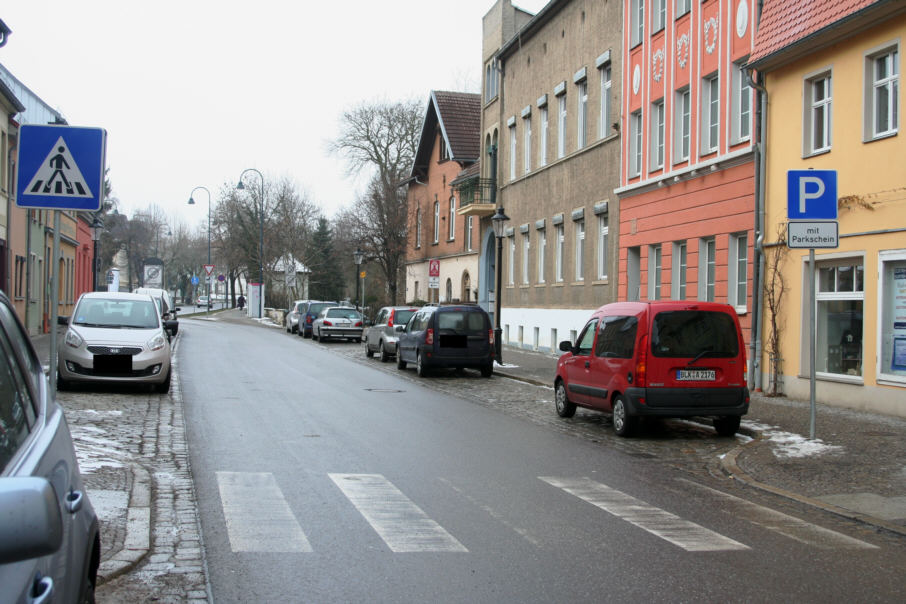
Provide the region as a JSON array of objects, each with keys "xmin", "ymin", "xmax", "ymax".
[{"xmin": 741, "ymin": 420, "xmax": 843, "ymax": 459}]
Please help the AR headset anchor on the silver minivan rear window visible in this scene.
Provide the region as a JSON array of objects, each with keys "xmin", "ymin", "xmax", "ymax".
[{"xmin": 651, "ymin": 310, "xmax": 738, "ymax": 358}]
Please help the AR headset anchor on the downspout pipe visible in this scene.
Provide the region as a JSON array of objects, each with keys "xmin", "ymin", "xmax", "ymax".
[{"xmin": 746, "ymin": 66, "xmax": 768, "ymax": 392}]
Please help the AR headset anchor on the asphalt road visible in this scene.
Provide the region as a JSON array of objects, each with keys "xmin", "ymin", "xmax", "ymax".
[{"xmin": 179, "ymin": 318, "xmax": 906, "ymax": 603}]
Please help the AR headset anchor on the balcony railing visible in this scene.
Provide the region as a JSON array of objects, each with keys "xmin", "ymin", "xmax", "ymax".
[{"xmin": 455, "ymin": 178, "xmax": 496, "ymax": 208}]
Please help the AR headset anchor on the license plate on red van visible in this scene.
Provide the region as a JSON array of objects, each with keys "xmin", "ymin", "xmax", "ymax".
[{"xmin": 676, "ymin": 369, "xmax": 716, "ymax": 381}]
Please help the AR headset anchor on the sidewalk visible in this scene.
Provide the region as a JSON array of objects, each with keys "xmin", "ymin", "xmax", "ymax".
[{"xmin": 495, "ymin": 345, "xmax": 906, "ymax": 536}]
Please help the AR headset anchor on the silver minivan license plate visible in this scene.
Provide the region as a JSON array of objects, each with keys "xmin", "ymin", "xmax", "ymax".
[{"xmin": 677, "ymin": 369, "xmax": 716, "ymax": 381}]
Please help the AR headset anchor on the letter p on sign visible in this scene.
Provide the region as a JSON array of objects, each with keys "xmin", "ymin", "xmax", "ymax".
[{"xmin": 787, "ymin": 170, "xmax": 837, "ymax": 220}]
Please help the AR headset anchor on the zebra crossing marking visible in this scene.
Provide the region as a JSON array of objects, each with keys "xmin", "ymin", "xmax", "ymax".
[
  {"xmin": 216, "ymin": 471, "xmax": 312, "ymax": 553},
  {"xmin": 539, "ymin": 476, "xmax": 750, "ymax": 552},
  {"xmin": 329, "ymin": 473, "xmax": 468, "ymax": 553}
]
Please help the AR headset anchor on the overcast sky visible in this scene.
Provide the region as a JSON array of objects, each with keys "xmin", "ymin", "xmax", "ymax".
[{"xmin": 2, "ymin": 0, "xmax": 547, "ymax": 230}]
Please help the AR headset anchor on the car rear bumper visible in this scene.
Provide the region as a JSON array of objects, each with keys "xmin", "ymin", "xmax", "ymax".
[
  {"xmin": 320, "ymin": 328, "xmax": 363, "ymax": 339},
  {"xmin": 422, "ymin": 350, "xmax": 493, "ymax": 369},
  {"xmin": 624, "ymin": 386, "xmax": 750, "ymax": 417}
]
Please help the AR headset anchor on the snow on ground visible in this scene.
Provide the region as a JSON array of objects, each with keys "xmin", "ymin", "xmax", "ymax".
[
  {"xmin": 742, "ymin": 420, "xmax": 844, "ymax": 459},
  {"xmin": 69, "ymin": 423, "xmax": 126, "ymax": 472}
]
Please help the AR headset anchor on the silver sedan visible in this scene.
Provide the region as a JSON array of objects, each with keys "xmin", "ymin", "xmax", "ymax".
[{"xmin": 311, "ymin": 307, "xmax": 364, "ymax": 343}]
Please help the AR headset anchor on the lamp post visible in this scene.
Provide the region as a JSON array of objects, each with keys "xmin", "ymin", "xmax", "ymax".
[
  {"xmin": 90, "ymin": 215, "xmax": 103, "ymax": 291},
  {"xmin": 491, "ymin": 207, "xmax": 510, "ymax": 365},
  {"xmin": 237, "ymin": 169, "xmax": 265, "ymax": 319},
  {"xmin": 353, "ymin": 248, "xmax": 364, "ymax": 313},
  {"xmin": 188, "ymin": 186, "xmax": 212, "ymax": 312}
]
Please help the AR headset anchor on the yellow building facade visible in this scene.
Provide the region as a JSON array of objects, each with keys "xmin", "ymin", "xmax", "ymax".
[{"xmin": 757, "ymin": 11, "xmax": 905, "ymax": 416}]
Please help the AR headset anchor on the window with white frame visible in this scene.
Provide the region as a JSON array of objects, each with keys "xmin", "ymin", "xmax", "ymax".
[
  {"xmin": 509, "ymin": 123, "xmax": 517, "ymax": 181},
  {"xmin": 867, "ymin": 46, "xmax": 899, "ymax": 139},
  {"xmin": 698, "ymin": 237, "xmax": 716, "ymax": 301},
  {"xmin": 702, "ymin": 73, "xmax": 720, "ymax": 153},
  {"xmin": 558, "ymin": 94, "xmax": 567, "ymax": 159},
  {"xmin": 522, "ymin": 232, "xmax": 530, "ymax": 284},
  {"xmin": 575, "ymin": 219, "xmax": 585, "ymax": 281},
  {"xmin": 508, "ymin": 235, "xmax": 515, "ymax": 285},
  {"xmin": 415, "ymin": 207, "xmax": 422, "ymax": 248},
  {"xmin": 466, "ymin": 216, "xmax": 474, "ymax": 251},
  {"xmin": 879, "ymin": 252, "xmax": 906, "ymax": 382},
  {"xmin": 676, "ymin": 0, "xmax": 691, "ymax": 17},
  {"xmin": 648, "ymin": 244, "xmax": 662, "ymax": 300},
  {"xmin": 448, "ymin": 195, "xmax": 456, "ymax": 240},
  {"xmin": 671, "ymin": 241, "xmax": 687, "ymax": 299},
  {"xmin": 538, "ymin": 228, "xmax": 546, "ymax": 283},
  {"xmin": 806, "ymin": 72, "xmax": 832, "ymax": 154},
  {"xmin": 540, "ymin": 106, "xmax": 549, "ymax": 167},
  {"xmin": 555, "ymin": 223, "xmax": 565, "ymax": 282},
  {"xmin": 732, "ymin": 62, "xmax": 752, "ymax": 143},
  {"xmin": 577, "ymin": 80, "xmax": 588, "ymax": 149},
  {"xmin": 729, "ymin": 232, "xmax": 748, "ymax": 310},
  {"xmin": 523, "ymin": 115, "xmax": 532, "ymax": 174},
  {"xmin": 652, "ymin": 0, "xmax": 666, "ymax": 33},
  {"xmin": 599, "ymin": 63, "xmax": 612, "ymax": 139},
  {"xmin": 631, "ymin": 0, "xmax": 645, "ymax": 46},
  {"xmin": 629, "ymin": 110, "xmax": 643, "ymax": 177},
  {"xmin": 485, "ymin": 60, "xmax": 499, "ymax": 102},
  {"xmin": 651, "ymin": 99, "xmax": 665, "ymax": 170},
  {"xmin": 675, "ymin": 87, "xmax": 691, "ymax": 162},
  {"xmin": 597, "ymin": 215, "xmax": 608, "ymax": 279},
  {"xmin": 815, "ymin": 259, "xmax": 864, "ymax": 377},
  {"xmin": 433, "ymin": 201, "xmax": 440, "ymax": 244}
]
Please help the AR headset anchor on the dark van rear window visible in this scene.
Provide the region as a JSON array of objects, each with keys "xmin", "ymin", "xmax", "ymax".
[
  {"xmin": 309, "ymin": 303, "xmax": 332, "ymax": 315},
  {"xmin": 651, "ymin": 310, "xmax": 738, "ymax": 358},
  {"xmin": 437, "ymin": 311, "xmax": 486, "ymax": 334}
]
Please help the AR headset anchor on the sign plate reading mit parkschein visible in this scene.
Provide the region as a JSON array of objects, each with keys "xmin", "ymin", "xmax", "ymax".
[
  {"xmin": 788, "ymin": 221, "xmax": 839, "ymax": 249},
  {"xmin": 16, "ymin": 125, "xmax": 107, "ymax": 211}
]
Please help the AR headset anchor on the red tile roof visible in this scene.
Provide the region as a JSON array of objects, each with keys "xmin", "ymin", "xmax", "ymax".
[
  {"xmin": 433, "ymin": 91, "xmax": 481, "ymax": 161},
  {"xmin": 750, "ymin": 0, "xmax": 884, "ymax": 66}
]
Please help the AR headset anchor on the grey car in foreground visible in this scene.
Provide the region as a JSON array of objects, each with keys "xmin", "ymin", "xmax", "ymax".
[
  {"xmin": 0, "ymin": 291, "xmax": 101, "ymax": 603},
  {"xmin": 57, "ymin": 292, "xmax": 174, "ymax": 392}
]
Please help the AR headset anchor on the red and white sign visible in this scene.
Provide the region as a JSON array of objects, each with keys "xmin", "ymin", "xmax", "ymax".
[
  {"xmin": 429, "ymin": 259, "xmax": 440, "ymax": 277},
  {"xmin": 203, "ymin": 264, "xmax": 215, "ymax": 276}
]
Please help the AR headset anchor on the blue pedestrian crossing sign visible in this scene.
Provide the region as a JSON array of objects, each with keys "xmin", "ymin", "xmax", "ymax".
[{"xmin": 16, "ymin": 124, "xmax": 106, "ymax": 210}]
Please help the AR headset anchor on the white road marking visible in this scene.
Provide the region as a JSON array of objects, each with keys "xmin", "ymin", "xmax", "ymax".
[
  {"xmin": 677, "ymin": 479, "xmax": 879, "ymax": 550},
  {"xmin": 330, "ymin": 473, "xmax": 468, "ymax": 553},
  {"xmin": 216, "ymin": 471, "xmax": 312, "ymax": 553},
  {"xmin": 539, "ymin": 477, "xmax": 750, "ymax": 552}
]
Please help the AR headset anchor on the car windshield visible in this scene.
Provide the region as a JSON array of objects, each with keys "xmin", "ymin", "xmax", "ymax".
[
  {"xmin": 310, "ymin": 303, "xmax": 333, "ymax": 315},
  {"xmin": 73, "ymin": 298, "xmax": 160, "ymax": 329},
  {"xmin": 651, "ymin": 310, "xmax": 738, "ymax": 358},
  {"xmin": 326, "ymin": 308, "xmax": 362, "ymax": 319},
  {"xmin": 437, "ymin": 310, "xmax": 486, "ymax": 334}
]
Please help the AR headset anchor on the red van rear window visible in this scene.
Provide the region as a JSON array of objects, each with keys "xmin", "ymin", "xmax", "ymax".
[{"xmin": 651, "ymin": 310, "xmax": 738, "ymax": 358}]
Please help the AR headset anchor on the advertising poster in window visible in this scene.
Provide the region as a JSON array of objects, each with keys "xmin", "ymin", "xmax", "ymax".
[{"xmin": 887, "ymin": 265, "xmax": 906, "ymax": 373}]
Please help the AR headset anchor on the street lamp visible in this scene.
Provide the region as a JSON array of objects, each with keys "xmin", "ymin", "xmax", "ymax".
[
  {"xmin": 188, "ymin": 186, "xmax": 212, "ymax": 312},
  {"xmin": 237, "ymin": 169, "xmax": 265, "ymax": 319},
  {"xmin": 90, "ymin": 215, "xmax": 103, "ymax": 291},
  {"xmin": 353, "ymin": 248, "xmax": 364, "ymax": 313},
  {"xmin": 491, "ymin": 206, "xmax": 510, "ymax": 365}
]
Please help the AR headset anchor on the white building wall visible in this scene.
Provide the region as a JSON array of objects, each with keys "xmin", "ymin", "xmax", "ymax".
[{"xmin": 501, "ymin": 306, "xmax": 597, "ymax": 354}]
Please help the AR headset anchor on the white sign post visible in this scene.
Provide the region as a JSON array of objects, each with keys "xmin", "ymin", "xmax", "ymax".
[{"xmin": 787, "ymin": 170, "xmax": 838, "ymax": 439}]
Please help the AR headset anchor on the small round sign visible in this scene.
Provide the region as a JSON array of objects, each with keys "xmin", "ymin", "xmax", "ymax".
[{"xmin": 217, "ymin": 274, "xmax": 225, "ymax": 282}]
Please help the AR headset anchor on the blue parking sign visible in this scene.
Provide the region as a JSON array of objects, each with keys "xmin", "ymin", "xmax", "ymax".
[
  {"xmin": 787, "ymin": 170, "xmax": 837, "ymax": 220},
  {"xmin": 16, "ymin": 124, "xmax": 106, "ymax": 211}
]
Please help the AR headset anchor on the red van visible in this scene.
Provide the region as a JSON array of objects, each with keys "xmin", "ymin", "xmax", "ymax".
[{"xmin": 554, "ymin": 301, "xmax": 749, "ymax": 437}]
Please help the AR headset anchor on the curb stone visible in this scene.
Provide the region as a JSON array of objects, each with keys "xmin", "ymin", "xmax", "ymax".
[{"xmin": 97, "ymin": 463, "xmax": 151, "ymax": 583}]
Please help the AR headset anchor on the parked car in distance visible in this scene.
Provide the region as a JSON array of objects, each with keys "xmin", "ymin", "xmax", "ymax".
[
  {"xmin": 285, "ymin": 299, "xmax": 306, "ymax": 333},
  {"xmin": 0, "ymin": 290, "xmax": 101, "ymax": 603},
  {"xmin": 396, "ymin": 304, "xmax": 494, "ymax": 378},
  {"xmin": 57, "ymin": 292, "xmax": 174, "ymax": 392},
  {"xmin": 298, "ymin": 301, "xmax": 338, "ymax": 338},
  {"xmin": 312, "ymin": 307, "xmax": 364, "ymax": 342},
  {"xmin": 364, "ymin": 306, "xmax": 418, "ymax": 362},
  {"xmin": 134, "ymin": 287, "xmax": 180, "ymax": 338},
  {"xmin": 196, "ymin": 295, "xmax": 211, "ymax": 308},
  {"xmin": 554, "ymin": 301, "xmax": 749, "ymax": 437}
]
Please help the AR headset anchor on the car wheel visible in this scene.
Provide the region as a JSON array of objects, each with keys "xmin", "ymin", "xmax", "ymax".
[
  {"xmin": 365, "ymin": 339, "xmax": 374, "ymax": 358},
  {"xmin": 396, "ymin": 346, "xmax": 407, "ymax": 370},
  {"xmin": 480, "ymin": 363, "xmax": 493, "ymax": 378},
  {"xmin": 713, "ymin": 415, "xmax": 741, "ymax": 437},
  {"xmin": 303, "ymin": 329, "xmax": 311, "ymax": 339},
  {"xmin": 355, "ymin": 337, "xmax": 362, "ymax": 343},
  {"xmin": 416, "ymin": 352, "xmax": 429, "ymax": 377},
  {"xmin": 379, "ymin": 341, "xmax": 390, "ymax": 363},
  {"xmin": 155, "ymin": 369, "xmax": 171, "ymax": 394},
  {"xmin": 612, "ymin": 394, "xmax": 637, "ymax": 437},
  {"xmin": 78, "ymin": 572, "xmax": 96, "ymax": 604},
  {"xmin": 555, "ymin": 380, "xmax": 576, "ymax": 418},
  {"xmin": 56, "ymin": 371, "xmax": 70, "ymax": 391}
]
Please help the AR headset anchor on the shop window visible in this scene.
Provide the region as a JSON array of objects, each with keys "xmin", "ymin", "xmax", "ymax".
[
  {"xmin": 879, "ymin": 253, "xmax": 906, "ymax": 383},
  {"xmin": 815, "ymin": 260, "xmax": 864, "ymax": 377}
]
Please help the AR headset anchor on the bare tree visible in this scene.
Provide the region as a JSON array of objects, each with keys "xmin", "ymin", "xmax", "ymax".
[
  {"xmin": 328, "ymin": 98, "xmax": 422, "ymax": 303},
  {"xmin": 763, "ymin": 224, "xmax": 790, "ymax": 396}
]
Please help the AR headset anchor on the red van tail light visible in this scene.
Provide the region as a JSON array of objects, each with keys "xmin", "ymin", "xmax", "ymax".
[
  {"xmin": 635, "ymin": 334, "xmax": 648, "ymax": 388},
  {"xmin": 306, "ymin": 316, "xmax": 313, "ymax": 324},
  {"xmin": 426, "ymin": 328, "xmax": 434, "ymax": 345}
]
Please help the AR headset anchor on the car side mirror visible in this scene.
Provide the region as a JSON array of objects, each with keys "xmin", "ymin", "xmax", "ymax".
[
  {"xmin": 165, "ymin": 320, "xmax": 179, "ymax": 335},
  {"xmin": 559, "ymin": 340, "xmax": 574, "ymax": 353},
  {"xmin": 394, "ymin": 325, "xmax": 406, "ymax": 333},
  {"xmin": 57, "ymin": 315, "xmax": 70, "ymax": 326},
  {"xmin": 0, "ymin": 477, "xmax": 63, "ymax": 564}
]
